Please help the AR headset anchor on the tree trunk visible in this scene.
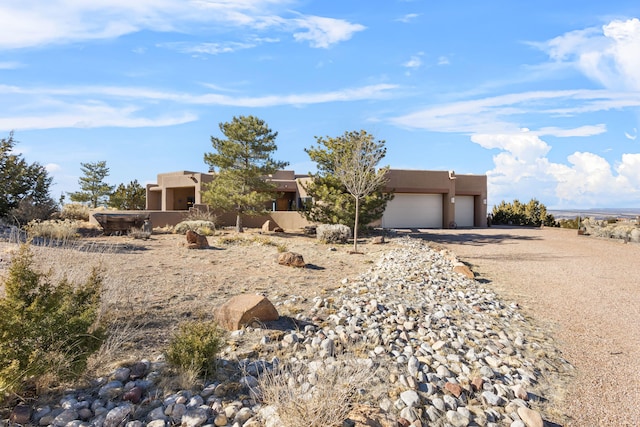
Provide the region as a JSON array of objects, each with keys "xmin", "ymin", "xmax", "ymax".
[
  {"xmin": 236, "ymin": 213, "xmax": 243, "ymax": 233},
  {"xmin": 353, "ymin": 196, "xmax": 360, "ymax": 253}
]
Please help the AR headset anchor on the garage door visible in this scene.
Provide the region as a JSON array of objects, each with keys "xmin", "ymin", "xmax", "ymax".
[
  {"xmin": 454, "ymin": 196, "xmax": 475, "ymax": 227},
  {"xmin": 382, "ymin": 194, "xmax": 443, "ymax": 228}
]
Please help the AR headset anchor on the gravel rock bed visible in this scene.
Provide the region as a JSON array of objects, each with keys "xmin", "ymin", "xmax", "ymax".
[{"xmin": 6, "ymin": 237, "xmax": 571, "ymax": 426}]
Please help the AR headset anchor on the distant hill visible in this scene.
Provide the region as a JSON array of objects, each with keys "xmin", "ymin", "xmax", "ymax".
[{"xmin": 549, "ymin": 208, "xmax": 640, "ymax": 220}]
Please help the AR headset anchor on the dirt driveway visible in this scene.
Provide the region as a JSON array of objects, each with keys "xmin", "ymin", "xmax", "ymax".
[{"xmin": 407, "ymin": 226, "xmax": 640, "ymax": 427}]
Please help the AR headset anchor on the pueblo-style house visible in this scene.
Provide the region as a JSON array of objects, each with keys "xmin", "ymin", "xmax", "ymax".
[{"xmin": 140, "ymin": 169, "xmax": 487, "ymax": 230}]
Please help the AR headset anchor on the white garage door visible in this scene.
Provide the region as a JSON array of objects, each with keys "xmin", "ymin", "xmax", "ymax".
[
  {"xmin": 382, "ymin": 194, "xmax": 443, "ymax": 228},
  {"xmin": 454, "ymin": 196, "xmax": 475, "ymax": 227}
]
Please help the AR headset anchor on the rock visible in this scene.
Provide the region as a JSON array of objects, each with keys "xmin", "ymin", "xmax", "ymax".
[
  {"xmin": 123, "ymin": 386, "xmax": 143, "ymax": 404},
  {"xmin": 53, "ymin": 408, "xmax": 78, "ymax": 426},
  {"xmin": 371, "ymin": 236, "xmax": 385, "ymax": 244},
  {"xmin": 481, "ymin": 391, "xmax": 504, "ymax": 406},
  {"xmin": 446, "ymin": 410, "xmax": 470, "ymax": 427},
  {"xmin": 130, "ymin": 361, "xmax": 149, "ymax": 379},
  {"xmin": 262, "ymin": 220, "xmax": 272, "ymax": 232},
  {"xmin": 214, "ymin": 294, "xmax": 279, "ymax": 330},
  {"xmin": 273, "ymin": 227, "xmax": 284, "ymax": 232},
  {"xmin": 517, "ymin": 407, "xmax": 544, "ymax": 427},
  {"xmin": 104, "ymin": 404, "xmax": 133, "ymax": 427},
  {"xmin": 10, "ymin": 405, "xmax": 31, "ymax": 424},
  {"xmin": 113, "ymin": 367, "xmax": 131, "ymax": 382},
  {"xmin": 400, "ymin": 390, "xmax": 420, "ymax": 407},
  {"xmin": 277, "ymin": 251, "xmax": 306, "ymax": 267},
  {"xmin": 345, "ymin": 404, "xmax": 395, "ymax": 427},
  {"xmin": 185, "ymin": 230, "xmax": 209, "ymax": 249},
  {"xmin": 471, "ymin": 376, "xmax": 484, "ymax": 391},
  {"xmin": 445, "ymin": 382, "xmax": 463, "ymax": 398},
  {"xmin": 453, "ymin": 263, "xmax": 474, "ymax": 279},
  {"xmin": 182, "ymin": 408, "xmax": 208, "ymax": 427}
]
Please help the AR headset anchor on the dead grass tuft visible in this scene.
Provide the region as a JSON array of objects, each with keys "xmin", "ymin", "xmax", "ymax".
[{"xmin": 256, "ymin": 355, "xmax": 376, "ymax": 427}]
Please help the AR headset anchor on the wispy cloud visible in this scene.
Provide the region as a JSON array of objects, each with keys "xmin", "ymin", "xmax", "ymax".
[
  {"xmin": 395, "ymin": 13, "xmax": 420, "ymax": 23},
  {"xmin": 0, "ymin": 83, "xmax": 398, "ymax": 131},
  {"xmin": 0, "ymin": 1, "xmax": 364, "ymax": 50},
  {"xmin": 625, "ymin": 128, "xmax": 637, "ymax": 140},
  {"xmin": 437, "ymin": 56, "xmax": 450, "ymax": 66},
  {"xmin": 0, "ymin": 61, "xmax": 22, "ymax": 69},
  {"xmin": 403, "ymin": 53, "xmax": 423, "ymax": 69},
  {"xmin": 391, "ymin": 89, "xmax": 640, "ymax": 134}
]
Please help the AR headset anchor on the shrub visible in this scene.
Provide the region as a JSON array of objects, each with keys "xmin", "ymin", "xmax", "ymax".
[
  {"xmin": 558, "ymin": 216, "xmax": 582, "ymax": 229},
  {"xmin": 491, "ymin": 199, "xmax": 556, "ymax": 227},
  {"xmin": 317, "ymin": 224, "xmax": 351, "ymax": 244},
  {"xmin": 59, "ymin": 203, "xmax": 90, "ymax": 221},
  {"xmin": 175, "ymin": 220, "xmax": 216, "ymax": 236},
  {"xmin": 0, "ymin": 245, "xmax": 105, "ymax": 395},
  {"xmin": 184, "ymin": 208, "xmax": 217, "ymax": 224},
  {"xmin": 257, "ymin": 357, "xmax": 375, "ymax": 427},
  {"xmin": 25, "ymin": 219, "xmax": 80, "ymax": 240},
  {"xmin": 165, "ymin": 320, "xmax": 224, "ymax": 378}
]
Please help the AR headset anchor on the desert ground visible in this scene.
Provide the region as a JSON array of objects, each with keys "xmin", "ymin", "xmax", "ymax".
[
  {"xmin": 419, "ymin": 226, "xmax": 640, "ymax": 427},
  {"xmin": 1, "ymin": 225, "xmax": 638, "ymax": 426}
]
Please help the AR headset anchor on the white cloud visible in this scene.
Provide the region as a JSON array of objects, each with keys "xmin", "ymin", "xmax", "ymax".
[
  {"xmin": 625, "ymin": 128, "xmax": 637, "ymax": 140},
  {"xmin": 0, "ymin": 1, "xmax": 363, "ymax": 50},
  {"xmin": 292, "ymin": 15, "xmax": 365, "ymax": 48},
  {"xmin": 403, "ymin": 54, "xmax": 422, "ymax": 69},
  {"xmin": 471, "ymin": 131, "xmax": 640, "ymax": 207},
  {"xmin": 45, "ymin": 163, "xmax": 61, "ymax": 173},
  {"xmin": 534, "ymin": 18, "xmax": 640, "ymax": 91}
]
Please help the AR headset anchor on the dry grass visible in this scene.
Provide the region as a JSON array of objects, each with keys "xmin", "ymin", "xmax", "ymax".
[{"xmin": 256, "ymin": 355, "xmax": 376, "ymax": 427}]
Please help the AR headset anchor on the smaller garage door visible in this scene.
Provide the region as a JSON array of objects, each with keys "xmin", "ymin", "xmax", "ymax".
[
  {"xmin": 454, "ymin": 196, "xmax": 475, "ymax": 227},
  {"xmin": 382, "ymin": 194, "xmax": 443, "ymax": 228}
]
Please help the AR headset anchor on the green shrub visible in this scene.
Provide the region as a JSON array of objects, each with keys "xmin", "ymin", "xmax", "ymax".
[
  {"xmin": 491, "ymin": 198, "xmax": 556, "ymax": 227},
  {"xmin": 59, "ymin": 203, "xmax": 90, "ymax": 221},
  {"xmin": 558, "ymin": 216, "xmax": 582, "ymax": 229},
  {"xmin": 0, "ymin": 245, "xmax": 105, "ymax": 395},
  {"xmin": 166, "ymin": 320, "xmax": 224, "ymax": 378}
]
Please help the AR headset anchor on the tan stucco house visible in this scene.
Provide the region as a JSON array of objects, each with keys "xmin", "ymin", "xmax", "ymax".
[{"xmin": 143, "ymin": 169, "xmax": 487, "ymax": 230}]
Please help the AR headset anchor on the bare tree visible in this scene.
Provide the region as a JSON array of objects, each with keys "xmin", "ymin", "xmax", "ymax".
[{"xmin": 333, "ymin": 130, "xmax": 389, "ymax": 253}]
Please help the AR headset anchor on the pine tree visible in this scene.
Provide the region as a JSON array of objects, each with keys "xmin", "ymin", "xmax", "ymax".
[{"xmin": 202, "ymin": 115, "xmax": 288, "ymax": 232}]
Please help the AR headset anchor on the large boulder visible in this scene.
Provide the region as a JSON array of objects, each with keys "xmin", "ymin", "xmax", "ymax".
[
  {"xmin": 214, "ymin": 294, "xmax": 279, "ymax": 331},
  {"xmin": 185, "ymin": 230, "xmax": 209, "ymax": 249},
  {"xmin": 277, "ymin": 252, "xmax": 306, "ymax": 268}
]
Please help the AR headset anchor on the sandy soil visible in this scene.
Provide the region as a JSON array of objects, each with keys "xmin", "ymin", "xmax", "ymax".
[
  {"xmin": 418, "ymin": 226, "xmax": 640, "ymax": 427},
  {"xmin": 1, "ymin": 226, "xmax": 638, "ymax": 426}
]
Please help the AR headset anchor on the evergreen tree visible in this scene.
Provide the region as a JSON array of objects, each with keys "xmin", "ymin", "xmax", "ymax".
[
  {"xmin": 108, "ymin": 180, "xmax": 146, "ymax": 210},
  {"xmin": 69, "ymin": 161, "xmax": 114, "ymax": 208},
  {"xmin": 302, "ymin": 131, "xmax": 393, "ymax": 233},
  {"xmin": 0, "ymin": 132, "xmax": 56, "ymax": 223},
  {"xmin": 202, "ymin": 115, "xmax": 288, "ymax": 232}
]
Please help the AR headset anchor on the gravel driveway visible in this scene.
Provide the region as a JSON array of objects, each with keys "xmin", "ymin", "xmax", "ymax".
[{"xmin": 408, "ymin": 226, "xmax": 639, "ymax": 427}]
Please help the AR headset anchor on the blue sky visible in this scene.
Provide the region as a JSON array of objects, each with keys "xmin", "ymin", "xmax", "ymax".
[{"xmin": 1, "ymin": 1, "xmax": 640, "ymax": 209}]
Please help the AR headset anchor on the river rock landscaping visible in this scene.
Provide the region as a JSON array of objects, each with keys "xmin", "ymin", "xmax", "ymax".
[{"xmin": 4, "ymin": 236, "xmax": 572, "ymax": 427}]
